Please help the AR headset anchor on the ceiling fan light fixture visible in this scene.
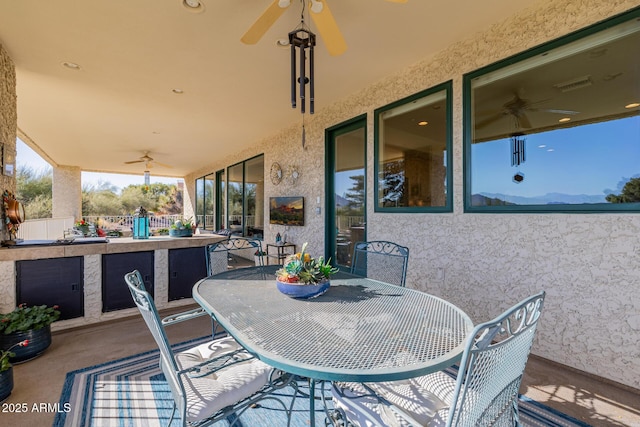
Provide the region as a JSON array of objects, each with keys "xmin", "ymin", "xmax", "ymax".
[
  {"xmin": 278, "ymin": 0, "xmax": 291, "ymax": 8},
  {"xmin": 144, "ymin": 170, "xmax": 150, "ymax": 186},
  {"xmin": 310, "ymin": 0, "xmax": 324, "ymax": 14}
]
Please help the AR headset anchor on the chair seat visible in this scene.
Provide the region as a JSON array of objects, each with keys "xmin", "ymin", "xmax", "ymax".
[
  {"xmin": 332, "ymin": 371, "xmax": 457, "ymax": 427},
  {"xmin": 175, "ymin": 336, "xmax": 273, "ymax": 422}
]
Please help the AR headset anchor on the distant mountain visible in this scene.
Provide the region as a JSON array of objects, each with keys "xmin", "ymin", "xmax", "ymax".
[
  {"xmin": 477, "ymin": 192, "xmax": 607, "ymax": 205},
  {"xmin": 471, "ymin": 194, "xmax": 516, "ymax": 206},
  {"xmin": 336, "ymin": 194, "xmax": 349, "ymax": 207}
]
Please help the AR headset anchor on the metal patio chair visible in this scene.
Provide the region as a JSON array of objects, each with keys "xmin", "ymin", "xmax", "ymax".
[
  {"xmin": 206, "ymin": 237, "xmax": 265, "ymax": 277},
  {"xmin": 350, "ymin": 241, "xmax": 409, "ymax": 287},
  {"xmin": 331, "ymin": 291, "xmax": 546, "ymax": 427},
  {"xmin": 124, "ymin": 270, "xmax": 296, "ymax": 427}
]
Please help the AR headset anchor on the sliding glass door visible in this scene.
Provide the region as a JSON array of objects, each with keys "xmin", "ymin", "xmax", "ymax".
[{"xmin": 326, "ymin": 116, "xmax": 367, "ymax": 269}]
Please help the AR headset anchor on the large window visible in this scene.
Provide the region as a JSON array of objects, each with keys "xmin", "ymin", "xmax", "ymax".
[
  {"xmin": 375, "ymin": 82, "xmax": 453, "ymax": 212},
  {"xmin": 465, "ymin": 10, "xmax": 640, "ymax": 212},
  {"xmin": 194, "ymin": 173, "xmax": 216, "ymax": 230},
  {"xmin": 195, "ymin": 173, "xmax": 215, "ymax": 229},
  {"xmin": 226, "ymin": 155, "xmax": 264, "ymax": 238}
]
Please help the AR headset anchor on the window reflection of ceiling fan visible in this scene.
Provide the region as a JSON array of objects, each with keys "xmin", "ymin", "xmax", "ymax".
[
  {"xmin": 241, "ymin": 0, "xmax": 408, "ymax": 56},
  {"xmin": 124, "ymin": 152, "xmax": 172, "ymax": 169},
  {"xmin": 476, "ymin": 91, "xmax": 580, "ymax": 130}
]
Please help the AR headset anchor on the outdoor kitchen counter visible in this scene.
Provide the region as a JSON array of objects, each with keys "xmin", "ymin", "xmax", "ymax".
[
  {"xmin": 0, "ymin": 234, "xmax": 227, "ymax": 330},
  {"xmin": 0, "ymin": 235, "xmax": 227, "ymax": 261}
]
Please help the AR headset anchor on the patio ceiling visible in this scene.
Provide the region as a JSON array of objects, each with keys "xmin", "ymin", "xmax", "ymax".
[{"xmin": 0, "ymin": 0, "xmax": 541, "ymax": 178}]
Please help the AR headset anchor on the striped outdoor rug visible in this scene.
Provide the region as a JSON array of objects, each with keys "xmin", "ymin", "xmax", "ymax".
[{"xmin": 53, "ymin": 336, "xmax": 592, "ymax": 427}]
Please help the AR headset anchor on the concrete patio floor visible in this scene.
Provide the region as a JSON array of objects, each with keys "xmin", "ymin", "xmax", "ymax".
[{"xmin": 3, "ymin": 306, "xmax": 640, "ymax": 427}]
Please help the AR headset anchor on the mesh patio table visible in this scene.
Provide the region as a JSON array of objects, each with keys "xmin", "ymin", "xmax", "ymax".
[{"xmin": 193, "ymin": 265, "xmax": 473, "ymax": 426}]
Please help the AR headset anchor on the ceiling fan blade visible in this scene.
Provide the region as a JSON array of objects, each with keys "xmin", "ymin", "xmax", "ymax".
[
  {"xmin": 309, "ymin": 0, "xmax": 347, "ymax": 56},
  {"xmin": 540, "ymin": 108, "xmax": 580, "ymax": 115},
  {"xmin": 241, "ymin": 0, "xmax": 290, "ymax": 45},
  {"xmin": 124, "ymin": 160, "xmax": 144, "ymax": 164},
  {"xmin": 153, "ymin": 161, "xmax": 173, "ymax": 169},
  {"xmin": 517, "ymin": 113, "xmax": 532, "ymax": 129}
]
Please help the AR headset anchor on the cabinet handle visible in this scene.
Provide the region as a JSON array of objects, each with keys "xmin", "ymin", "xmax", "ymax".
[{"xmin": 71, "ymin": 283, "xmax": 79, "ymax": 291}]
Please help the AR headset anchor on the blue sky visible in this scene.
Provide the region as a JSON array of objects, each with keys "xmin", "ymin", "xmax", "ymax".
[
  {"xmin": 472, "ymin": 116, "xmax": 640, "ymax": 197},
  {"xmin": 17, "ymin": 139, "xmax": 183, "ymax": 192}
]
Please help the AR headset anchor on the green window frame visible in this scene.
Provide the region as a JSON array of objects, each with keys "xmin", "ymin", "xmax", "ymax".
[
  {"xmin": 464, "ymin": 8, "xmax": 640, "ymax": 213},
  {"xmin": 374, "ymin": 81, "xmax": 453, "ymax": 213}
]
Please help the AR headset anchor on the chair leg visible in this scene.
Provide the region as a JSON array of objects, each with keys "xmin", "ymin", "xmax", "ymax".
[{"xmin": 168, "ymin": 402, "xmax": 177, "ymax": 427}]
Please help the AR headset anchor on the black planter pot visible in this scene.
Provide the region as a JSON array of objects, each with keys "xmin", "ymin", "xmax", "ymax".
[
  {"xmin": 0, "ymin": 367, "xmax": 13, "ymax": 402},
  {"xmin": 0, "ymin": 325, "xmax": 52, "ymax": 363}
]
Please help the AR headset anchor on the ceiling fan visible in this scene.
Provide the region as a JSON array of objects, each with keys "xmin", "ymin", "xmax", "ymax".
[
  {"xmin": 476, "ymin": 91, "xmax": 580, "ymax": 130},
  {"xmin": 124, "ymin": 152, "xmax": 172, "ymax": 169},
  {"xmin": 241, "ymin": 0, "xmax": 408, "ymax": 56}
]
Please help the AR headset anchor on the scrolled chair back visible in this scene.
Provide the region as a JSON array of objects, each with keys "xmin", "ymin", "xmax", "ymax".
[
  {"xmin": 449, "ymin": 291, "xmax": 545, "ymax": 426},
  {"xmin": 351, "ymin": 240, "xmax": 409, "ymax": 286}
]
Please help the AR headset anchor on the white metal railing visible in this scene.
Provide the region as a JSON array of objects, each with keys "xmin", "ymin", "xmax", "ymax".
[
  {"xmin": 82, "ymin": 215, "xmax": 184, "ymax": 230},
  {"xmin": 336, "ymin": 215, "xmax": 365, "ymax": 231},
  {"xmin": 16, "ymin": 214, "xmax": 365, "ymax": 240}
]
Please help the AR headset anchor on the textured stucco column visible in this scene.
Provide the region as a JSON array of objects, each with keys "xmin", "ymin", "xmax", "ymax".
[
  {"xmin": 0, "ymin": 43, "xmax": 17, "ymax": 242},
  {"xmin": 52, "ymin": 166, "xmax": 82, "ymax": 220}
]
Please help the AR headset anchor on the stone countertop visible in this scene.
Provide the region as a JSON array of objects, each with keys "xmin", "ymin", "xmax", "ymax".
[{"xmin": 0, "ymin": 234, "xmax": 227, "ymax": 261}]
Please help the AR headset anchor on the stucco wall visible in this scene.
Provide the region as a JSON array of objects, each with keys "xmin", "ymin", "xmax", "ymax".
[
  {"xmin": 187, "ymin": 0, "xmax": 640, "ymax": 389},
  {"xmin": 52, "ymin": 166, "xmax": 82, "ymax": 220},
  {"xmin": 0, "ymin": 43, "xmax": 17, "ymax": 242}
]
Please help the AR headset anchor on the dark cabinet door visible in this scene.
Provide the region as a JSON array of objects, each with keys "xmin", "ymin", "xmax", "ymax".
[
  {"xmin": 102, "ymin": 251, "xmax": 154, "ymax": 312},
  {"xmin": 168, "ymin": 247, "xmax": 207, "ymax": 301},
  {"xmin": 16, "ymin": 257, "xmax": 84, "ymax": 320}
]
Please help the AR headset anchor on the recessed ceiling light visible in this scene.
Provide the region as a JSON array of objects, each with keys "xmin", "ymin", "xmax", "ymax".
[
  {"xmin": 418, "ymin": 121, "xmax": 428, "ymax": 126},
  {"xmin": 181, "ymin": 0, "xmax": 204, "ymax": 13},
  {"xmin": 625, "ymin": 102, "xmax": 640, "ymax": 109},
  {"xmin": 62, "ymin": 62, "xmax": 81, "ymax": 70},
  {"xmin": 547, "ymin": 148, "xmax": 555, "ymax": 152},
  {"xmin": 559, "ymin": 117, "xmax": 571, "ymax": 123},
  {"xmin": 538, "ymin": 144, "xmax": 547, "ymax": 148},
  {"xmin": 172, "ymin": 88, "xmax": 184, "ymax": 94}
]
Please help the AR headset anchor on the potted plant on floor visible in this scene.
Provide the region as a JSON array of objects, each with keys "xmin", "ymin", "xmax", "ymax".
[
  {"xmin": 0, "ymin": 304, "xmax": 60, "ymax": 363},
  {"xmin": 0, "ymin": 339, "xmax": 28, "ymax": 402}
]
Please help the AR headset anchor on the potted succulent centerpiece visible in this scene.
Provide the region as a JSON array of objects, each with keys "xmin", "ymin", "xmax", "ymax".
[
  {"xmin": 275, "ymin": 243, "xmax": 338, "ymax": 299},
  {"xmin": 169, "ymin": 218, "xmax": 194, "ymax": 237},
  {"xmin": 0, "ymin": 340, "xmax": 28, "ymax": 402},
  {"xmin": 0, "ymin": 304, "xmax": 60, "ymax": 363}
]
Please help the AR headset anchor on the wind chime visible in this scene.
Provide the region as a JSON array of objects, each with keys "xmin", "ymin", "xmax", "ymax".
[
  {"xmin": 511, "ymin": 132, "xmax": 526, "ymax": 183},
  {"xmin": 510, "ymin": 132, "xmax": 526, "ymax": 167},
  {"xmin": 288, "ymin": 2, "xmax": 315, "ymax": 148}
]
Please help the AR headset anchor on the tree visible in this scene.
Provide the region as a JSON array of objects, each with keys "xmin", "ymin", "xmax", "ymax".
[
  {"xmin": 339, "ymin": 174, "xmax": 365, "ymax": 216},
  {"xmin": 606, "ymin": 177, "xmax": 640, "ymax": 203},
  {"xmin": 380, "ymin": 160, "xmax": 405, "ymax": 207},
  {"xmin": 120, "ymin": 183, "xmax": 180, "ymax": 214},
  {"xmin": 16, "ymin": 166, "xmax": 53, "ymax": 219}
]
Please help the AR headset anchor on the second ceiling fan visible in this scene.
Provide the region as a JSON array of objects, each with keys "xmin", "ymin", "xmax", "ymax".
[{"xmin": 241, "ymin": 0, "xmax": 407, "ymax": 57}]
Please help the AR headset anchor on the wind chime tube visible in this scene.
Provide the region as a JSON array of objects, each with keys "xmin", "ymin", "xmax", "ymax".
[
  {"xmin": 300, "ymin": 42, "xmax": 306, "ymax": 114},
  {"xmin": 290, "ymin": 41, "xmax": 297, "ymax": 108},
  {"xmin": 310, "ymin": 42, "xmax": 314, "ymax": 114}
]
